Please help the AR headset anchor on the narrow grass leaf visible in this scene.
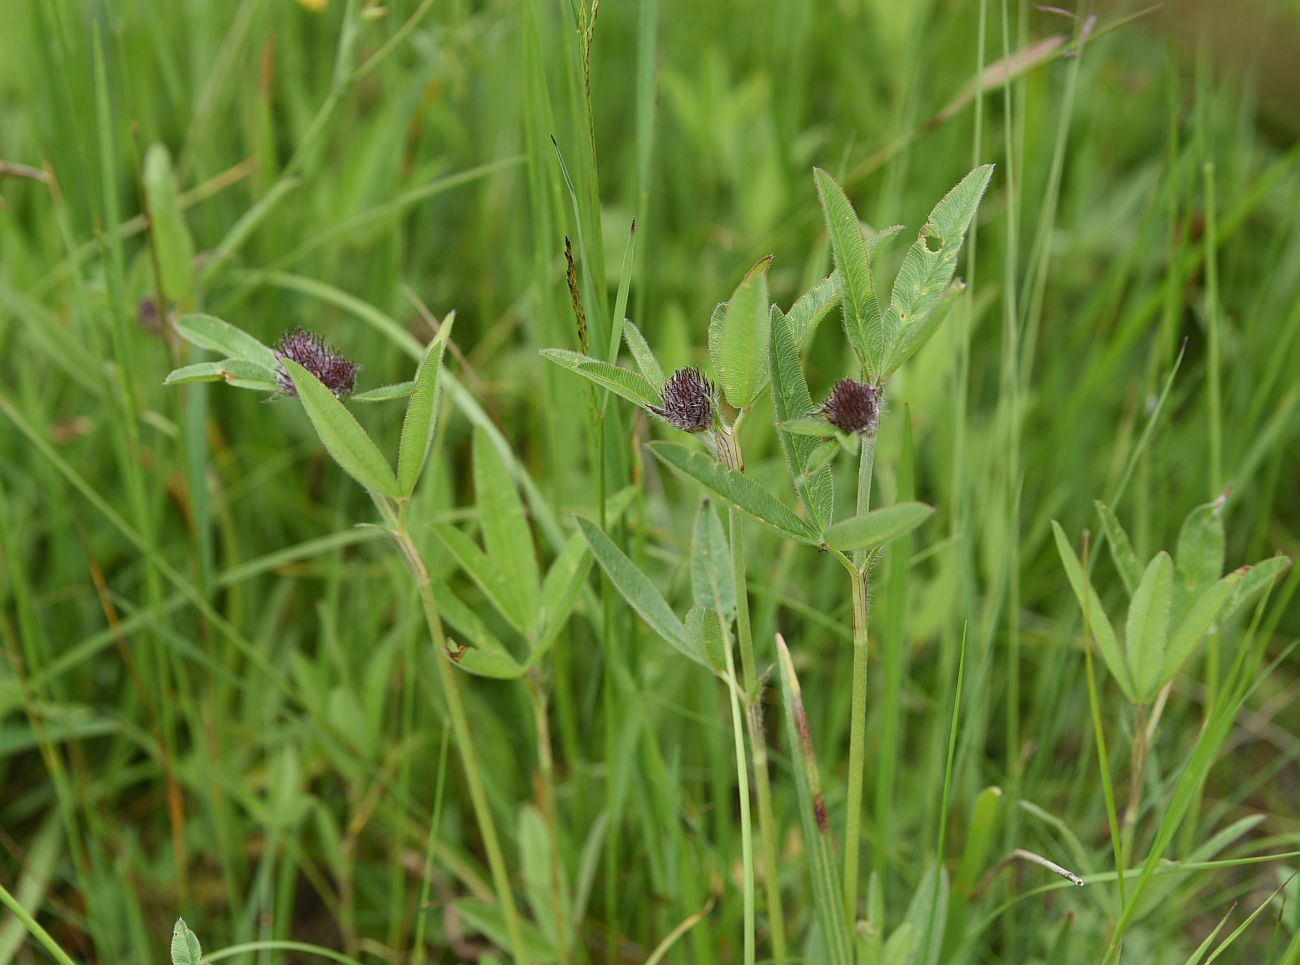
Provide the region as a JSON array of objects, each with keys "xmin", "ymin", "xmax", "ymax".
[
  {"xmin": 825, "ymin": 502, "xmax": 933, "ymax": 553},
  {"xmin": 540, "ymin": 349, "xmax": 661, "ymax": 408},
  {"xmin": 814, "ymin": 168, "xmax": 885, "ymax": 375},
  {"xmin": 455, "ymin": 900, "xmax": 556, "ymax": 963},
  {"xmin": 576, "ymin": 517, "xmax": 705, "ymax": 667},
  {"xmin": 770, "ymin": 306, "xmax": 834, "ymax": 530},
  {"xmin": 622, "ymin": 319, "xmax": 665, "ymax": 391},
  {"xmin": 649, "ymin": 441, "xmax": 820, "ymax": 544},
  {"xmin": 175, "ymin": 313, "xmax": 279, "ymax": 369},
  {"xmin": 1126, "ymin": 551, "xmax": 1173, "ymax": 702},
  {"xmin": 532, "ymin": 530, "xmax": 594, "ymax": 660},
  {"xmin": 143, "ymin": 145, "xmax": 194, "ymax": 306},
  {"xmin": 707, "ymin": 255, "xmax": 772, "ymax": 408},
  {"xmin": 1095, "ymin": 500, "xmax": 1143, "ymax": 596},
  {"xmin": 396, "ymin": 314, "xmax": 454, "ymax": 496},
  {"xmin": 774, "ymin": 633, "xmax": 852, "ymax": 965},
  {"xmin": 1051, "ymin": 521, "xmax": 1136, "ymax": 701},
  {"xmin": 283, "ymin": 359, "xmax": 400, "ymax": 499}
]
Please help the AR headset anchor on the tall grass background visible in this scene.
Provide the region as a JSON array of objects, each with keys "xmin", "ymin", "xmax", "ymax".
[{"xmin": 1, "ymin": 0, "xmax": 1299, "ymax": 961}]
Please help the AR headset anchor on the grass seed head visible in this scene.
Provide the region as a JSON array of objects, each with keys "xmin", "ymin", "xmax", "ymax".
[{"xmin": 275, "ymin": 328, "xmax": 359, "ymax": 400}]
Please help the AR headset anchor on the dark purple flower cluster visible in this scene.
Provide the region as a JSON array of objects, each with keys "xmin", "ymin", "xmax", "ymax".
[
  {"xmin": 275, "ymin": 329, "xmax": 358, "ymax": 400},
  {"xmin": 651, "ymin": 367, "xmax": 715, "ymax": 433},
  {"xmin": 815, "ymin": 378, "xmax": 879, "ymax": 435}
]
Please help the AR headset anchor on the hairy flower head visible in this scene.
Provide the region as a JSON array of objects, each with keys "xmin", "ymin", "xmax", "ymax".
[
  {"xmin": 651, "ymin": 367, "xmax": 714, "ymax": 433},
  {"xmin": 275, "ymin": 329, "xmax": 358, "ymax": 400},
  {"xmin": 814, "ymin": 378, "xmax": 879, "ymax": 435}
]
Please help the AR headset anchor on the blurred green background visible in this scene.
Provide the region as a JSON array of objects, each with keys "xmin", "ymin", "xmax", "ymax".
[{"xmin": 2, "ymin": 0, "xmax": 1299, "ymax": 961}]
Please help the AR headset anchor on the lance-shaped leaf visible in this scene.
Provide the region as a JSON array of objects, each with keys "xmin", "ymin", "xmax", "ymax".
[
  {"xmin": 576, "ymin": 517, "xmax": 706, "ymax": 667},
  {"xmin": 883, "ymin": 165, "xmax": 993, "ymax": 376},
  {"xmin": 770, "ymin": 306, "xmax": 834, "ymax": 531},
  {"xmin": 686, "ymin": 605, "xmax": 728, "ymax": 675},
  {"xmin": 649, "ymin": 441, "xmax": 821, "ymax": 545},
  {"xmin": 1095, "ymin": 501, "xmax": 1143, "ymax": 597},
  {"xmin": 784, "ymin": 270, "xmax": 843, "ymax": 349},
  {"xmin": 531, "ymin": 530, "xmax": 594, "ymax": 661},
  {"xmin": 397, "ymin": 314, "xmax": 454, "ymax": 496},
  {"xmin": 283, "ymin": 359, "xmax": 401, "ymax": 499},
  {"xmin": 352, "ymin": 381, "xmax": 416, "ymax": 402},
  {"xmin": 621, "ymin": 319, "xmax": 665, "ymax": 392},
  {"xmin": 429, "ymin": 522, "xmax": 529, "ymax": 636},
  {"xmin": 814, "ymin": 168, "xmax": 888, "ymax": 377},
  {"xmin": 435, "ymin": 584, "xmax": 527, "ymax": 680},
  {"xmin": 691, "ymin": 498, "xmax": 735, "ymax": 621},
  {"xmin": 824, "ymin": 502, "xmax": 934, "ymax": 553},
  {"xmin": 883, "ymin": 280, "xmax": 964, "ymax": 379},
  {"xmin": 1126, "ymin": 551, "xmax": 1173, "ymax": 703},
  {"xmin": 473, "ymin": 426, "xmax": 540, "ymax": 622},
  {"xmin": 1174, "ymin": 495, "xmax": 1226, "ymax": 613},
  {"xmin": 174, "ymin": 313, "xmax": 279, "ymax": 370},
  {"xmin": 540, "ymin": 349, "xmax": 661, "ymax": 409},
  {"xmin": 707, "ymin": 255, "xmax": 772, "ymax": 408},
  {"xmin": 170, "ymin": 919, "xmax": 203, "ymax": 965},
  {"xmin": 1223, "ymin": 556, "xmax": 1291, "ymax": 622},
  {"xmin": 1163, "ymin": 568, "xmax": 1241, "ymax": 683},
  {"xmin": 1051, "ymin": 521, "xmax": 1136, "ymax": 702},
  {"xmin": 165, "ymin": 358, "xmax": 277, "ymax": 391},
  {"xmin": 774, "ymin": 633, "xmax": 853, "ymax": 965}
]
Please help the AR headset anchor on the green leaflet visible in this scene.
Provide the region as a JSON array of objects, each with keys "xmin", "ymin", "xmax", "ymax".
[
  {"xmin": 169, "ymin": 919, "xmax": 203, "ymax": 965},
  {"xmin": 1095, "ymin": 501, "xmax": 1143, "ymax": 597},
  {"xmin": 708, "ymin": 255, "xmax": 772, "ymax": 408},
  {"xmin": 814, "ymin": 168, "xmax": 888, "ymax": 377},
  {"xmin": 621, "ymin": 319, "xmax": 666, "ymax": 392},
  {"xmin": 174, "ymin": 313, "xmax": 279, "ymax": 370},
  {"xmin": 882, "ymin": 165, "xmax": 994, "ymax": 377},
  {"xmin": 784, "ymin": 270, "xmax": 842, "ymax": 349},
  {"xmin": 1126, "ymin": 552, "xmax": 1173, "ymax": 703},
  {"xmin": 1163, "ymin": 569, "xmax": 1239, "ymax": 683},
  {"xmin": 473, "ymin": 426, "xmax": 540, "ymax": 624},
  {"xmin": 143, "ymin": 144, "xmax": 195, "ymax": 307},
  {"xmin": 397, "ymin": 314, "xmax": 454, "ymax": 496},
  {"xmin": 769, "ymin": 306, "xmax": 834, "ymax": 531},
  {"xmin": 686, "ymin": 604, "xmax": 727, "ymax": 674},
  {"xmin": 824, "ymin": 502, "xmax": 933, "ymax": 553},
  {"xmin": 576, "ymin": 517, "xmax": 706, "ymax": 667},
  {"xmin": 649, "ymin": 441, "xmax": 821, "ymax": 544},
  {"xmin": 1051, "ymin": 521, "xmax": 1136, "ymax": 702},
  {"xmin": 282, "ymin": 359, "xmax": 400, "ymax": 499},
  {"xmin": 540, "ymin": 349, "xmax": 662, "ymax": 409},
  {"xmin": 691, "ymin": 498, "xmax": 735, "ymax": 621}
]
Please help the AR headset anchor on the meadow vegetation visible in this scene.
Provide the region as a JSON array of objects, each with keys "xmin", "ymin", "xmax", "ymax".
[{"xmin": 2, "ymin": 1, "xmax": 1299, "ymax": 962}]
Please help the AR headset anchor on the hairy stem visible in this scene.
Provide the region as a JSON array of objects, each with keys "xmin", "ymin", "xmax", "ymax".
[{"xmin": 1121, "ymin": 703, "xmax": 1149, "ymax": 863}]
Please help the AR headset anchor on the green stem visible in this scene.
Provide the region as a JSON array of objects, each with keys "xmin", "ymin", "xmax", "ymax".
[
  {"xmin": 843, "ymin": 433, "xmax": 877, "ymax": 924},
  {"xmin": 722, "ymin": 623, "xmax": 756, "ymax": 965},
  {"xmin": 395, "ymin": 528, "xmax": 528, "ymax": 965},
  {"xmin": 528, "ymin": 674, "xmax": 571, "ymax": 965},
  {"xmin": 1120, "ymin": 703, "xmax": 1150, "ymax": 864},
  {"xmin": 0, "ymin": 880, "xmax": 77, "ymax": 965},
  {"xmin": 729, "ymin": 501, "xmax": 789, "ymax": 961},
  {"xmin": 843, "ymin": 566, "xmax": 870, "ymax": 927}
]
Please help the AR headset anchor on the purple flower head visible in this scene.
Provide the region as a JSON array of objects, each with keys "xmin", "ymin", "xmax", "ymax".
[
  {"xmin": 814, "ymin": 378, "xmax": 879, "ymax": 435},
  {"xmin": 275, "ymin": 328, "xmax": 358, "ymax": 400},
  {"xmin": 650, "ymin": 367, "xmax": 715, "ymax": 433}
]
